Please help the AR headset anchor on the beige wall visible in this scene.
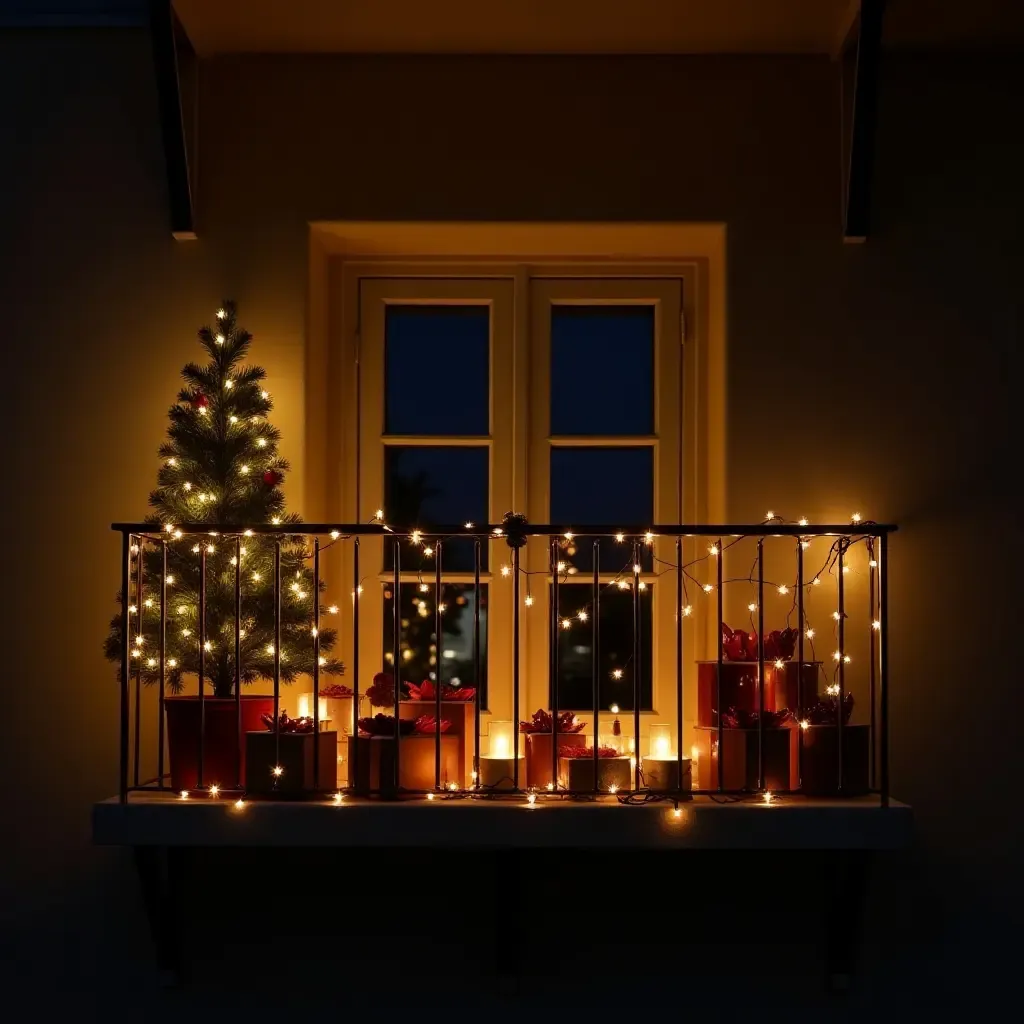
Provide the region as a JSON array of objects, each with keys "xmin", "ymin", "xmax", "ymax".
[{"xmin": 1, "ymin": 29, "xmax": 1020, "ymax": 995}]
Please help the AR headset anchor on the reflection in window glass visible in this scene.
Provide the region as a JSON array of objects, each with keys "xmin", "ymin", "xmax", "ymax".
[
  {"xmin": 384, "ymin": 446, "xmax": 488, "ymax": 572},
  {"xmin": 382, "ymin": 583, "xmax": 488, "ymax": 708},
  {"xmin": 385, "ymin": 305, "xmax": 490, "ymax": 435},
  {"xmin": 551, "ymin": 306, "xmax": 654, "ymax": 436},
  {"xmin": 550, "ymin": 583, "xmax": 653, "ymax": 711},
  {"xmin": 550, "ymin": 446, "xmax": 654, "ymax": 573}
]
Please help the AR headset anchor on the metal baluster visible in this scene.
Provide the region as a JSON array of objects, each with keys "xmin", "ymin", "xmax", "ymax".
[
  {"xmin": 273, "ymin": 540, "xmax": 281, "ymax": 783},
  {"xmin": 592, "ymin": 540, "xmax": 600, "ymax": 794},
  {"xmin": 351, "ymin": 537, "xmax": 360, "ymax": 792},
  {"xmin": 676, "ymin": 536, "xmax": 683, "ymax": 796},
  {"xmin": 473, "ymin": 538, "xmax": 481, "ymax": 790},
  {"xmin": 158, "ymin": 541, "xmax": 167, "ymax": 790},
  {"xmin": 837, "ymin": 539, "xmax": 846, "ymax": 794},
  {"xmin": 757, "ymin": 538, "xmax": 765, "ymax": 791},
  {"xmin": 512, "ymin": 543, "xmax": 521, "ymax": 792},
  {"xmin": 313, "ymin": 538, "xmax": 321, "ymax": 791},
  {"xmin": 551, "ymin": 538, "xmax": 560, "ymax": 791},
  {"xmin": 632, "ymin": 541, "xmax": 640, "ymax": 792},
  {"xmin": 716, "ymin": 538, "xmax": 724, "ymax": 792},
  {"xmin": 797, "ymin": 537, "xmax": 805, "ymax": 790},
  {"xmin": 392, "ymin": 539, "xmax": 401, "ymax": 793},
  {"xmin": 869, "ymin": 538, "xmax": 878, "ymax": 791},
  {"xmin": 234, "ymin": 536, "xmax": 241, "ymax": 790},
  {"xmin": 879, "ymin": 533, "xmax": 890, "ymax": 807},
  {"xmin": 119, "ymin": 533, "xmax": 131, "ymax": 803},
  {"xmin": 198, "ymin": 543, "xmax": 207, "ymax": 789},
  {"xmin": 434, "ymin": 541, "xmax": 442, "ymax": 791}
]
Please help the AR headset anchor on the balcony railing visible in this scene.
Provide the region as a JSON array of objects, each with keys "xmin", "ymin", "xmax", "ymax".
[{"xmin": 111, "ymin": 520, "xmax": 895, "ymax": 807}]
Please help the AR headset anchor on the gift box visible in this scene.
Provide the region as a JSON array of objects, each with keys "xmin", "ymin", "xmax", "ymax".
[
  {"xmin": 400, "ymin": 700, "xmax": 474, "ymax": 784},
  {"xmin": 558, "ymin": 754, "xmax": 632, "ymax": 793},
  {"xmin": 245, "ymin": 730, "xmax": 338, "ymax": 794},
  {"xmin": 525, "ymin": 732, "xmax": 586, "ymax": 789},
  {"xmin": 799, "ymin": 724, "xmax": 869, "ymax": 796},
  {"xmin": 693, "ymin": 725, "xmax": 794, "ymax": 792},
  {"xmin": 347, "ymin": 734, "xmax": 461, "ymax": 795},
  {"xmin": 696, "ymin": 660, "xmax": 819, "ymax": 728},
  {"xmin": 643, "ymin": 757, "xmax": 693, "ymax": 794}
]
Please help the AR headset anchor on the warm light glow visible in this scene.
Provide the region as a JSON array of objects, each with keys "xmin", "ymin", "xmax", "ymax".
[
  {"xmin": 556, "ymin": 561, "xmax": 566, "ymax": 573},
  {"xmin": 564, "ymin": 531, "xmax": 574, "ymax": 541},
  {"xmin": 402, "ymin": 648, "xmax": 413, "ymax": 661},
  {"xmin": 426, "ymin": 792, "xmax": 435, "ymax": 801},
  {"xmin": 192, "ymin": 544, "xmax": 201, "ymax": 553},
  {"xmin": 801, "ymin": 540, "xmax": 810, "ymax": 549},
  {"xmin": 131, "ymin": 649, "xmax": 141, "ymax": 658},
  {"xmin": 610, "ymin": 705, "xmax": 620, "ymax": 715},
  {"xmin": 561, "ymin": 618, "xmax": 572, "ymax": 630},
  {"xmin": 842, "ymin": 565, "xmax": 850, "ymax": 574},
  {"xmin": 644, "ymin": 531, "xmax": 654, "ymax": 544},
  {"xmin": 224, "ymin": 379, "xmax": 233, "ymax": 389},
  {"xmin": 607, "ymin": 784, "xmax": 619, "ymax": 795},
  {"xmin": 328, "ymin": 605, "xmax": 339, "ymax": 614},
  {"xmin": 144, "ymin": 597, "xmax": 154, "ymax": 608},
  {"xmin": 266, "ymin": 644, "xmax": 275, "ymax": 655},
  {"xmin": 872, "ymin": 619, "xmax": 881, "ymax": 631},
  {"xmin": 765, "ymin": 511, "xmax": 775, "ymax": 521},
  {"xmin": 798, "ymin": 517, "xmax": 808, "ymax": 527},
  {"xmin": 748, "ymin": 603, "xmax": 757, "ymax": 612},
  {"xmin": 546, "ymin": 782, "xmax": 554, "ymax": 792},
  {"xmin": 805, "ymin": 628, "xmax": 815, "ymax": 639},
  {"xmin": 166, "ymin": 575, "xmax": 175, "ymax": 585},
  {"xmin": 682, "ymin": 604, "xmax": 692, "ymax": 617},
  {"xmin": 617, "ymin": 580, "xmax": 629, "ymax": 590},
  {"xmin": 844, "ymin": 654, "xmax": 852, "ymax": 663},
  {"xmin": 272, "ymin": 766, "xmax": 284, "ymax": 778},
  {"xmin": 832, "ymin": 611, "xmax": 841, "ymax": 621},
  {"xmin": 774, "ymin": 659, "xmax": 784, "ymax": 669},
  {"xmin": 500, "ymin": 564, "xmax": 511, "ymax": 577},
  {"xmin": 233, "ymin": 798, "xmax": 244, "ymax": 810},
  {"xmin": 179, "ymin": 790, "xmax": 189, "ymax": 800},
  {"xmin": 128, "ymin": 604, "xmax": 137, "ymax": 614},
  {"xmin": 471, "ymin": 770, "xmax": 478, "ymax": 782},
  {"xmin": 180, "ymin": 629, "xmax": 191, "ymax": 638},
  {"xmin": 526, "ymin": 793, "xmax": 537, "ymax": 806},
  {"xmin": 703, "ymin": 583, "xmax": 713, "ymax": 593},
  {"xmin": 650, "ymin": 724, "xmax": 671, "ymax": 759},
  {"xmin": 208, "ymin": 785, "xmax": 219, "ymax": 799},
  {"xmin": 690, "ymin": 744, "xmax": 700, "ymax": 761},
  {"xmin": 615, "ymin": 532, "xmax": 625, "ymax": 543},
  {"xmin": 833, "ymin": 650, "xmax": 842, "ymax": 661},
  {"xmin": 577, "ymin": 609, "xmax": 588, "ymax": 622},
  {"xmin": 778, "ymin": 585, "xmax": 788, "ymax": 595},
  {"xmin": 168, "ymin": 659, "xmax": 177, "ymax": 668},
  {"xmin": 672, "ymin": 807, "xmax": 682, "ymax": 819},
  {"xmin": 525, "ymin": 594, "xmax": 534, "ymax": 607},
  {"xmin": 229, "ymin": 415, "xmax": 238, "ymax": 424},
  {"xmin": 330, "ymin": 530, "xmax": 340, "ymax": 540},
  {"xmin": 464, "ymin": 521, "xmax": 474, "ymax": 529},
  {"xmin": 800, "ymin": 719, "xmax": 809, "ymax": 730},
  {"xmin": 240, "ymin": 465, "xmax": 250, "ymax": 475},
  {"xmin": 423, "ymin": 546, "xmax": 434, "ymax": 557},
  {"xmin": 492, "ymin": 527, "xmax": 503, "ymax": 536},
  {"xmin": 252, "ymin": 572, "xmax": 261, "ymax": 582},
  {"xmin": 869, "ymin": 559, "xmax": 878, "ymax": 568},
  {"xmin": 633, "ymin": 563, "xmax": 641, "ymax": 574},
  {"xmin": 206, "ymin": 544, "xmax": 215, "ymax": 554},
  {"xmin": 261, "ymin": 390, "xmax": 269, "ymax": 400},
  {"xmin": 763, "ymin": 791, "xmax": 774, "ymax": 805},
  {"xmin": 708, "ymin": 543, "xmax": 719, "ymax": 556},
  {"xmin": 410, "ymin": 530, "xmax": 422, "ymax": 545},
  {"xmin": 333, "ymin": 792, "xmax": 343, "ymax": 804},
  {"xmin": 612, "ymin": 668, "xmax": 623, "ymax": 680},
  {"xmin": 147, "ymin": 657, "xmax": 157, "ymax": 668},
  {"xmin": 197, "ymin": 406, "xmax": 207, "ymax": 416},
  {"xmin": 851, "ymin": 512, "xmax": 862, "ymax": 524},
  {"xmin": 812, "ymin": 577, "xmax": 821, "ymax": 586},
  {"xmin": 216, "ymin": 308, "xmax": 226, "ymax": 319},
  {"xmin": 204, "ymin": 640, "xmax": 213, "ymax": 652},
  {"xmin": 827, "ymin": 683, "xmax": 840, "ymax": 696},
  {"xmin": 257, "ymin": 438, "xmax": 268, "ymax": 448},
  {"xmin": 437, "ymin": 602, "xmax": 447, "ymax": 613}
]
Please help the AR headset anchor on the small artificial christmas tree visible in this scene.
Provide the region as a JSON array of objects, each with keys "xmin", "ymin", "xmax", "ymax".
[{"xmin": 105, "ymin": 301, "xmax": 343, "ymax": 697}]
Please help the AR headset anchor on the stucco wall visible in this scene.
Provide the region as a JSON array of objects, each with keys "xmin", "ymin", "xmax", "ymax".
[{"xmin": 1, "ymin": 29, "xmax": 1020, "ymax": 1003}]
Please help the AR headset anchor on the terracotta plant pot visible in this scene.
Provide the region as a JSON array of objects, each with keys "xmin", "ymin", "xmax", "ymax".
[{"xmin": 165, "ymin": 695, "xmax": 276, "ymax": 791}]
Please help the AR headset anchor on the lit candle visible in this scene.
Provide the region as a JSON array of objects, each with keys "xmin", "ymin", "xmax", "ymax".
[
  {"xmin": 297, "ymin": 693, "xmax": 328, "ymax": 724},
  {"xmin": 479, "ymin": 720, "xmax": 520, "ymax": 790},
  {"xmin": 643, "ymin": 723, "xmax": 692, "ymax": 793}
]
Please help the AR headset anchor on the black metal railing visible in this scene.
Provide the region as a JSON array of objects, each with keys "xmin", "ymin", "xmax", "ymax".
[{"xmin": 112, "ymin": 520, "xmax": 895, "ymax": 806}]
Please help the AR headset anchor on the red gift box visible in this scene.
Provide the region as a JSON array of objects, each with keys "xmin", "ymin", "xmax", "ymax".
[
  {"xmin": 347, "ymin": 734, "xmax": 461, "ymax": 795},
  {"xmin": 694, "ymin": 725, "xmax": 795, "ymax": 792},
  {"xmin": 697, "ymin": 660, "xmax": 820, "ymax": 728},
  {"xmin": 799, "ymin": 724, "xmax": 869, "ymax": 796}
]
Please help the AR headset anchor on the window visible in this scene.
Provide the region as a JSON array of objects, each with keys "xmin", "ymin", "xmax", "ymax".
[{"xmin": 348, "ymin": 271, "xmax": 687, "ymax": 733}]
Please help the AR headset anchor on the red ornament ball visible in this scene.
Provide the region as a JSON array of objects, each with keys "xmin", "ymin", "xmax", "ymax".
[
  {"xmin": 193, "ymin": 394, "xmax": 209, "ymax": 409},
  {"xmin": 263, "ymin": 469, "xmax": 283, "ymax": 486}
]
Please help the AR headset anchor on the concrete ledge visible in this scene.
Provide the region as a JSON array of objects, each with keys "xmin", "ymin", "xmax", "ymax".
[{"xmin": 93, "ymin": 794, "xmax": 912, "ymax": 850}]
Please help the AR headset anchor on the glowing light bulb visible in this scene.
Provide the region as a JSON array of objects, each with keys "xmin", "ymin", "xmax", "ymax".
[
  {"xmin": 423, "ymin": 546, "xmax": 434, "ymax": 557},
  {"xmin": 179, "ymin": 790, "xmax": 189, "ymax": 800},
  {"xmin": 437, "ymin": 602, "xmax": 447, "ymax": 613},
  {"xmin": 638, "ymin": 581, "xmax": 647, "ymax": 591},
  {"xmin": 708, "ymin": 544, "xmax": 718, "ymax": 556},
  {"xmin": 615, "ymin": 532, "xmax": 625, "ymax": 543},
  {"xmin": 130, "ymin": 648, "xmax": 141, "ymax": 659},
  {"xmin": 240, "ymin": 465, "xmax": 250, "ymax": 475},
  {"xmin": 703, "ymin": 583, "xmax": 713, "ymax": 593},
  {"xmin": 375, "ymin": 509, "xmax": 385, "ymax": 520},
  {"xmin": 765, "ymin": 511, "xmax": 775, "ymax": 521},
  {"xmin": 319, "ymin": 656, "xmax": 327, "ymax": 667},
  {"xmin": 332, "ymin": 792, "xmax": 343, "ymax": 805},
  {"xmin": 812, "ymin": 577, "xmax": 821, "ymax": 586},
  {"xmin": 805, "ymin": 628, "xmax": 815, "ymax": 639},
  {"xmin": 763, "ymin": 791, "xmax": 774, "ymax": 805},
  {"xmin": 243, "ymin": 529, "xmax": 253, "ymax": 537},
  {"xmin": 832, "ymin": 611, "xmax": 841, "ymax": 621},
  {"xmin": 493, "ymin": 527, "xmax": 503, "ymax": 536},
  {"xmin": 272, "ymin": 765, "xmax": 284, "ymax": 778},
  {"xmin": 610, "ymin": 704, "xmax": 620, "ymax": 715},
  {"xmin": 252, "ymin": 572, "xmax": 261, "ymax": 582},
  {"xmin": 842, "ymin": 564, "xmax": 850, "ymax": 574},
  {"xmin": 168, "ymin": 658, "xmax": 178, "ymax": 668},
  {"xmin": 556, "ymin": 561, "xmax": 566, "ymax": 573},
  {"xmin": 128, "ymin": 604, "xmax": 137, "ymax": 614},
  {"xmin": 234, "ymin": 798, "xmax": 245, "ymax": 810},
  {"xmin": 143, "ymin": 597, "xmax": 154, "ymax": 608},
  {"xmin": 800, "ymin": 719, "xmax": 809, "ymax": 730},
  {"xmin": 181, "ymin": 628, "xmax": 191, "ymax": 638},
  {"xmin": 827, "ymin": 683, "xmax": 840, "ymax": 696},
  {"xmin": 448, "ymin": 781, "xmax": 459, "ymax": 792},
  {"xmin": 410, "ymin": 530, "xmax": 422, "ymax": 545},
  {"xmin": 612, "ymin": 669, "xmax": 623, "ymax": 680},
  {"xmin": 500, "ymin": 564, "xmax": 511, "ymax": 577},
  {"xmin": 471, "ymin": 770, "xmax": 478, "ymax": 782},
  {"xmin": 633, "ymin": 563, "xmax": 641, "ymax": 574},
  {"xmin": 607, "ymin": 784, "xmax": 619, "ymax": 795},
  {"xmin": 147, "ymin": 657, "xmax": 157, "ymax": 667},
  {"xmin": 206, "ymin": 544, "xmax": 215, "ymax": 554},
  {"xmin": 271, "ymin": 516, "xmax": 280, "ymax": 524},
  {"xmin": 748, "ymin": 603, "xmax": 757, "ymax": 612},
  {"xmin": 526, "ymin": 793, "xmax": 537, "ymax": 806},
  {"xmin": 229, "ymin": 415, "xmax": 238, "ymax": 424},
  {"xmin": 801, "ymin": 540, "xmax": 810, "ymax": 549},
  {"xmin": 644, "ymin": 531, "xmax": 655, "ymax": 545},
  {"xmin": 197, "ymin": 407, "xmax": 207, "ymax": 416},
  {"xmin": 191, "ymin": 544, "xmax": 201, "ymax": 554},
  {"xmin": 167, "ymin": 457, "xmax": 177, "ymax": 467},
  {"xmin": 328, "ymin": 605, "xmax": 338, "ymax": 615},
  {"xmin": 208, "ymin": 785, "xmax": 219, "ymax": 798},
  {"xmin": 546, "ymin": 782, "xmax": 554, "ymax": 792},
  {"xmin": 872, "ymin": 619, "xmax": 881, "ymax": 631},
  {"xmin": 203, "ymin": 641, "xmax": 213, "ymax": 652},
  {"xmin": 833, "ymin": 650, "xmax": 842, "ymax": 661},
  {"xmin": 257, "ymin": 438, "xmax": 268, "ymax": 448},
  {"xmin": 844, "ymin": 654, "xmax": 852, "ymax": 664},
  {"xmin": 617, "ymin": 580, "xmax": 629, "ymax": 589},
  {"xmin": 673, "ymin": 807, "xmax": 682, "ymax": 819},
  {"xmin": 778, "ymin": 585, "xmax": 788, "ymax": 595},
  {"xmin": 330, "ymin": 530, "xmax": 340, "ymax": 540},
  {"xmin": 174, "ymin": 530, "xmax": 182, "ymax": 540},
  {"xmin": 869, "ymin": 559, "xmax": 878, "ymax": 568},
  {"xmin": 561, "ymin": 618, "xmax": 571, "ymax": 630},
  {"xmin": 798, "ymin": 517, "xmax": 808, "ymax": 527},
  {"xmin": 577, "ymin": 610, "xmax": 588, "ymax": 622},
  {"xmin": 564, "ymin": 531, "xmax": 574, "ymax": 541},
  {"xmin": 774, "ymin": 659, "xmax": 784, "ymax": 669},
  {"xmin": 261, "ymin": 390, "xmax": 269, "ymax": 400},
  {"xmin": 851, "ymin": 513, "xmax": 862, "ymax": 524},
  {"xmin": 426, "ymin": 792, "xmax": 435, "ymax": 801},
  {"xmin": 525, "ymin": 594, "xmax": 534, "ymax": 606},
  {"xmin": 216, "ymin": 308, "xmax": 226, "ymax": 319},
  {"xmin": 230, "ymin": 557, "xmax": 237, "ymax": 566},
  {"xmin": 266, "ymin": 644, "xmax": 275, "ymax": 655},
  {"xmin": 224, "ymin": 379, "xmax": 233, "ymax": 389}
]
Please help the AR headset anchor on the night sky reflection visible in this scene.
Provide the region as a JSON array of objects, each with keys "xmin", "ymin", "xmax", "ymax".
[{"xmin": 383, "ymin": 302, "xmax": 656, "ymax": 711}]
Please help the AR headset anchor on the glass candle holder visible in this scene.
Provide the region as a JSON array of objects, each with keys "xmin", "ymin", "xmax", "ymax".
[{"xmin": 649, "ymin": 723, "xmax": 672, "ymax": 759}]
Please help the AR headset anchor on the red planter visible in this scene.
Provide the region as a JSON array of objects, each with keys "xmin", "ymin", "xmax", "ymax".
[
  {"xmin": 524, "ymin": 732, "xmax": 586, "ymax": 789},
  {"xmin": 165, "ymin": 695, "xmax": 276, "ymax": 791}
]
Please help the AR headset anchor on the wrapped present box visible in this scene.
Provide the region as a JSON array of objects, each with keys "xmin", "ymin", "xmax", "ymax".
[
  {"xmin": 525, "ymin": 732, "xmax": 586, "ymax": 789},
  {"xmin": 400, "ymin": 699, "xmax": 474, "ymax": 784},
  {"xmin": 697, "ymin": 660, "xmax": 820, "ymax": 728},
  {"xmin": 693, "ymin": 725, "xmax": 794, "ymax": 792},
  {"xmin": 643, "ymin": 756, "xmax": 693, "ymax": 794},
  {"xmin": 245, "ymin": 729, "xmax": 338, "ymax": 794},
  {"xmin": 558, "ymin": 753, "xmax": 632, "ymax": 793},
  {"xmin": 799, "ymin": 724, "xmax": 869, "ymax": 796},
  {"xmin": 348, "ymin": 734, "xmax": 461, "ymax": 795}
]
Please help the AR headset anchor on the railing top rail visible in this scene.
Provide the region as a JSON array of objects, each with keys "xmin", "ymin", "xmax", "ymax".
[{"xmin": 112, "ymin": 521, "xmax": 897, "ymax": 538}]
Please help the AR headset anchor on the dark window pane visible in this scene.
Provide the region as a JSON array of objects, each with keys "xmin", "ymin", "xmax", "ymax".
[
  {"xmin": 385, "ymin": 306, "xmax": 489, "ymax": 435},
  {"xmin": 550, "ymin": 583, "xmax": 653, "ymax": 711},
  {"xmin": 383, "ymin": 582, "xmax": 488, "ymax": 708},
  {"xmin": 384, "ymin": 446, "xmax": 488, "ymax": 572},
  {"xmin": 550, "ymin": 446, "xmax": 654, "ymax": 573},
  {"xmin": 551, "ymin": 306, "xmax": 654, "ymax": 435}
]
